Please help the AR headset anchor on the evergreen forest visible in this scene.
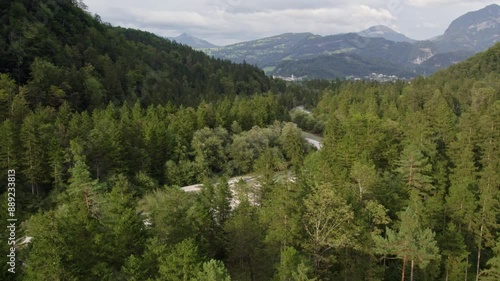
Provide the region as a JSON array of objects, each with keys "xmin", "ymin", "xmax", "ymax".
[{"xmin": 0, "ymin": 0, "xmax": 499, "ymax": 280}]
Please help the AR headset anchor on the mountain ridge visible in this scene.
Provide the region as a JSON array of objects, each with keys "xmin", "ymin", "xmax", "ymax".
[
  {"xmin": 169, "ymin": 33, "xmax": 219, "ymax": 49},
  {"xmin": 205, "ymin": 4, "xmax": 500, "ymax": 79},
  {"xmin": 358, "ymin": 25, "xmax": 416, "ymax": 43},
  {"xmin": 433, "ymin": 3, "xmax": 500, "ymax": 53}
]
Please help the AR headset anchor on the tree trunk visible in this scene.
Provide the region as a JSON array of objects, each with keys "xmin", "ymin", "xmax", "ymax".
[
  {"xmin": 402, "ymin": 255, "xmax": 407, "ymax": 281},
  {"xmin": 476, "ymin": 224, "xmax": 483, "ymax": 281},
  {"xmin": 358, "ymin": 181, "xmax": 363, "ymax": 201},
  {"xmin": 465, "ymin": 255, "xmax": 468, "ymax": 281},
  {"xmin": 345, "ymin": 246, "xmax": 348, "ymax": 281},
  {"xmin": 410, "ymin": 259, "xmax": 414, "ymax": 281}
]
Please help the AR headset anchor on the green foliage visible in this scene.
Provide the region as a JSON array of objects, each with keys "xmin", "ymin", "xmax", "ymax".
[
  {"xmin": 303, "ymin": 183, "xmax": 358, "ymax": 275},
  {"xmin": 194, "ymin": 259, "xmax": 232, "ymax": 281},
  {"xmin": 0, "ymin": 0, "xmax": 273, "ymax": 109},
  {"xmin": 225, "ymin": 200, "xmax": 271, "ymax": 280},
  {"xmin": 275, "ymin": 246, "xmax": 316, "ymax": 281},
  {"xmin": 157, "ymin": 238, "xmax": 202, "ymax": 281},
  {"xmin": 481, "ymin": 237, "xmax": 500, "ymax": 281},
  {"xmin": 373, "ymin": 207, "xmax": 440, "ymax": 280},
  {"xmin": 139, "ymin": 189, "xmax": 194, "ymax": 244},
  {"xmin": 192, "ymin": 127, "xmax": 231, "ymax": 177},
  {"xmin": 1, "ymin": 2, "xmax": 500, "ymax": 280}
]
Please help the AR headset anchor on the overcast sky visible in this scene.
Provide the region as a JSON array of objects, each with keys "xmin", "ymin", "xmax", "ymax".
[{"xmin": 83, "ymin": 0, "xmax": 498, "ymax": 46}]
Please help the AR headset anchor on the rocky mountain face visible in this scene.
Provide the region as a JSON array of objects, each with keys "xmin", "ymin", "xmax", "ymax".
[
  {"xmin": 434, "ymin": 4, "xmax": 500, "ymax": 53},
  {"xmin": 205, "ymin": 4, "xmax": 500, "ymax": 79}
]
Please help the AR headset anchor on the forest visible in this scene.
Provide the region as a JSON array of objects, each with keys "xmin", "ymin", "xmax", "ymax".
[{"xmin": 0, "ymin": 0, "xmax": 499, "ymax": 280}]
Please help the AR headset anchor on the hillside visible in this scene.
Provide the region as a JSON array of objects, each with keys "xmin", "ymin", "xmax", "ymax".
[
  {"xmin": 0, "ymin": 0, "xmax": 272, "ymax": 110},
  {"xmin": 273, "ymin": 53, "xmax": 415, "ymax": 79},
  {"xmin": 431, "ymin": 42, "xmax": 500, "ymax": 81}
]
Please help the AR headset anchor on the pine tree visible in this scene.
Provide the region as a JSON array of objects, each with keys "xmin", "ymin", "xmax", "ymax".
[
  {"xmin": 481, "ymin": 237, "xmax": 500, "ymax": 281},
  {"xmin": 439, "ymin": 223, "xmax": 469, "ymax": 281},
  {"xmin": 99, "ymin": 175, "xmax": 146, "ymax": 270},
  {"xmin": 23, "ymin": 211, "xmax": 67, "ymax": 280},
  {"xmin": 275, "ymin": 246, "xmax": 316, "ymax": 281},
  {"xmin": 0, "ymin": 120, "xmax": 18, "ymax": 191},
  {"xmin": 20, "ymin": 111, "xmax": 47, "ymax": 194},
  {"xmin": 158, "ymin": 238, "xmax": 202, "ymax": 281},
  {"xmin": 260, "ymin": 180, "xmax": 303, "ymax": 256},
  {"xmin": 194, "ymin": 259, "xmax": 232, "ymax": 281},
  {"xmin": 373, "ymin": 207, "xmax": 440, "ymax": 281},
  {"xmin": 188, "ymin": 178, "xmax": 232, "ymax": 259},
  {"xmin": 225, "ymin": 200, "xmax": 270, "ymax": 280},
  {"xmin": 475, "ymin": 105, "xmax": 500, "ymax": 281}
]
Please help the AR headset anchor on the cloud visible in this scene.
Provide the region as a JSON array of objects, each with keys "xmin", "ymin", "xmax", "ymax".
[
  {"xmin": 85, "ymin": 1, "xmax": 396, "ymax": 45},
  {"xmin": 83, "ymin": 0, "xmax": 499, "ymax": 45},
  {"xmin": 406, "ymin": 0, "xmax": 493, "ymax": 7}
]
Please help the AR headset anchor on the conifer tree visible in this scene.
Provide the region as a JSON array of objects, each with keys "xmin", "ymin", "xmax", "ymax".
[
  {"xmin": 481, "ymin": 237, "xmax": 500, "ymax": 281},
  {"xmin": 373, "ymin": 207, "xmax": 440, "ymax": 281},
  {"xmin": 194, "ymin": 259, "xmax": 232, "ymax": 281},
  {"xmin": 158, "ymin": 238, "xmax": 202, "ymax": 281}
]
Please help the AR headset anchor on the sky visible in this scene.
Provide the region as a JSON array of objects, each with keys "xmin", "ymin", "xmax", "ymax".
[{"xmin": 82, "ymin": 0, "xmax": 499, "ymax": 46}]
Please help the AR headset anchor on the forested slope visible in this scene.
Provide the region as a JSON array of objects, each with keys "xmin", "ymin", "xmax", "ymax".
[
  {"xmin": 0, "ymin": 0, "xmax": 274, "ymax": 110},
  {"xmin": 0, "ymin": 0, "xmax": 499, "ymax": 280}
]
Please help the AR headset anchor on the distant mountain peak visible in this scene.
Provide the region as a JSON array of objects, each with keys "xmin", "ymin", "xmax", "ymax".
[
  {"xmin": 437, "ymin": 4, "xmax": 500, "ymax": 52},
  {"xmin": 169, "ymin": 33, "xmax": 218, "ymax": 49},
  {"xmin": 445, "ymin": 4, "xmax": 500, "ymax": 35},
  {"xmin": 485, "ymin": 3, "xmax": 500, "ymax": 10},
  {"xmin": 358, "ymin": 25, "xmax": 415, "ymax": 43}
]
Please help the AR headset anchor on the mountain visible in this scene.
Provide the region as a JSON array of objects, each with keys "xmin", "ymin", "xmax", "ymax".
[
  {"xmin": 208, "ymin": 32, "xmax": 434, "ymax": 78},
  {"xmin": 418, "ymin": 50, "xmax": 474, "ymax": 74},
  {"xmin": 169, "ymin": 33, "xmax": 218, "ymax": 49},
  {"xmin": 434, "ymin": 4, "xmax": 500, "ymax": 53},
  {"xmin": 358, "ymin": 25, "xmax": 416, "ymax": 43},
  {"xmin": 206, "ymin": 4, "xmax": 500, "ymax": 79},
  {"xmin": 205, "ymin": 33, "xmax": 314, "ymax": 72},
  {"xmin": 273, "ymin": 53, "xmax": 415, "ymax": 79}
]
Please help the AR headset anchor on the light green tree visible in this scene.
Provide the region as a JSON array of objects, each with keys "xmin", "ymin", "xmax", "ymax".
[
  {"xmin": 275, "ymin": 246, "xmax": 316, "ymax": 281},
  {"xmin": 303, "ymin": 183, "xmax": 358, "ymax": 275},
  {"xmin": 157, "ymin": 238, "xmax": 202, "ymax": 281},
  {"xmin": 194, "ymin": 259, "xmax": 232, "ymax": 281}
]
